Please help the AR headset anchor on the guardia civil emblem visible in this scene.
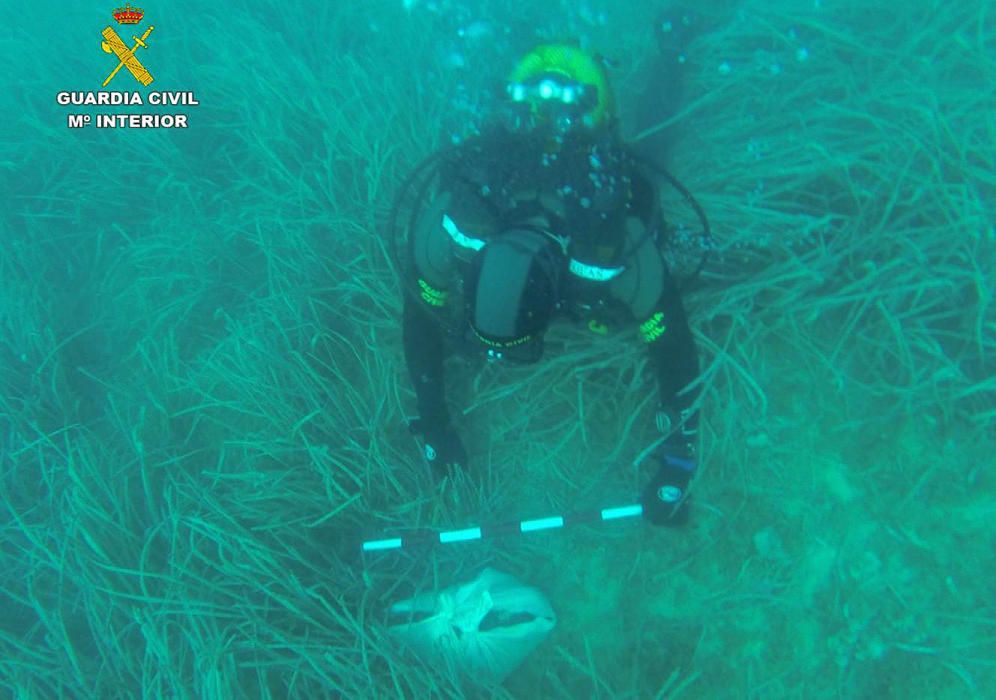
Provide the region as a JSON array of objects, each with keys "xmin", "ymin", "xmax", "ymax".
[{"xmin": 100, "ymin": 5, "xmax": 155, "ymax": 87}]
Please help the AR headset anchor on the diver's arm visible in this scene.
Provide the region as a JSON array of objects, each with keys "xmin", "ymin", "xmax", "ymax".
[
  {"xmin": 402, "ymin": 190, "xmax": 477, "ymax": 471},
  {"xmin": 402, "ymin": 193, "xmax": 455, "ymax": 427},
  {"xmin": 610, "ymin": 219, "xmax": 700, "ymax": 438},
  {"xmin": 402, "ymin": 296, "xmax": 450, "ymax": 426},
  {"xmin": 641, "ymin": 277, "xmax": 700, "ymax": 438},
  {"xmin": 610, "ymin": 218, "xmax": 700, "ymax": 525},
  {"xmin": 403, "ymin": 294, "xmax": 467, "ymax": 471}
]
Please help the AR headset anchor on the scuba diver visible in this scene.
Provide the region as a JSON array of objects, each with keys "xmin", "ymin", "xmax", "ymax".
[{"xmin": 395, "ymin": 43, "xmax": 705, "ymax": 526}]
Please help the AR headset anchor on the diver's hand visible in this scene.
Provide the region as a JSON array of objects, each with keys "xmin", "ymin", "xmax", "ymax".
[
  {"xmin": 641, "ymin": 442, "xmax": 696, "ymax": 526},
  {"xmin": 410, "ymin": 418, "xmax": 467, "ymax": 474}
]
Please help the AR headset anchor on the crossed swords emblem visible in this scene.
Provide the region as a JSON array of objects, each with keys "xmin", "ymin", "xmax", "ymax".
[{"xmin": 100, "ymin": 25, "xmax": 155, "ymax": 87}]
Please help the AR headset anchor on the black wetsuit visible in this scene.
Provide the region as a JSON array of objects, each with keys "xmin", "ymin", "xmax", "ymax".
[{"xmin": 402, "ymin": 125, "xmax": 700, "ymax": 440}]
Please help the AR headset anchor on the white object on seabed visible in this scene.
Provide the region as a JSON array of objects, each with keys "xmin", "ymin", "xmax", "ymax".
[{"xmin": 387, "ymin": 568, "xmax": 557, "ymax": 685}]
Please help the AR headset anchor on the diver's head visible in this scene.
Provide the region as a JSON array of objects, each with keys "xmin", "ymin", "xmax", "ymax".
[
  {"xmin": 464, "ymin": 228, "xmax": 566, "ymax": 364},
  {"xmin": 503, "ymin": 43, "xmax": 616, "ymax": 139}
]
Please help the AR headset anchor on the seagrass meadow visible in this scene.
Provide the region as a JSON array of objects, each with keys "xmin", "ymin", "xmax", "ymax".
[{"xmin": 0, "ymin": 0, "xmax": 993, "ymax": 697}]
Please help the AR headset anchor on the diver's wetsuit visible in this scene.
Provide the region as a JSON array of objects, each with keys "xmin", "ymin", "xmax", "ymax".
[{"xmin": 402, "ymin": 125, "xmax": 700, "ymax": 439}]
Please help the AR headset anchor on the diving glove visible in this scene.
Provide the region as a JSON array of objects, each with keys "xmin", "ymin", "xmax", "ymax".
[
  {"xmin": 410, "ymin": 418, "xmax": 468, "ymax": 474},
  {"xmin": 641, "ymin": 441, "xmax": 696, "ymax": 526}
]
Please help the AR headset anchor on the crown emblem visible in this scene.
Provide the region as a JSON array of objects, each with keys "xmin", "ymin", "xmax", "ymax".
[{"xmin": 112, "ymin": 4, "xmax": 144, "ymax": 24}]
